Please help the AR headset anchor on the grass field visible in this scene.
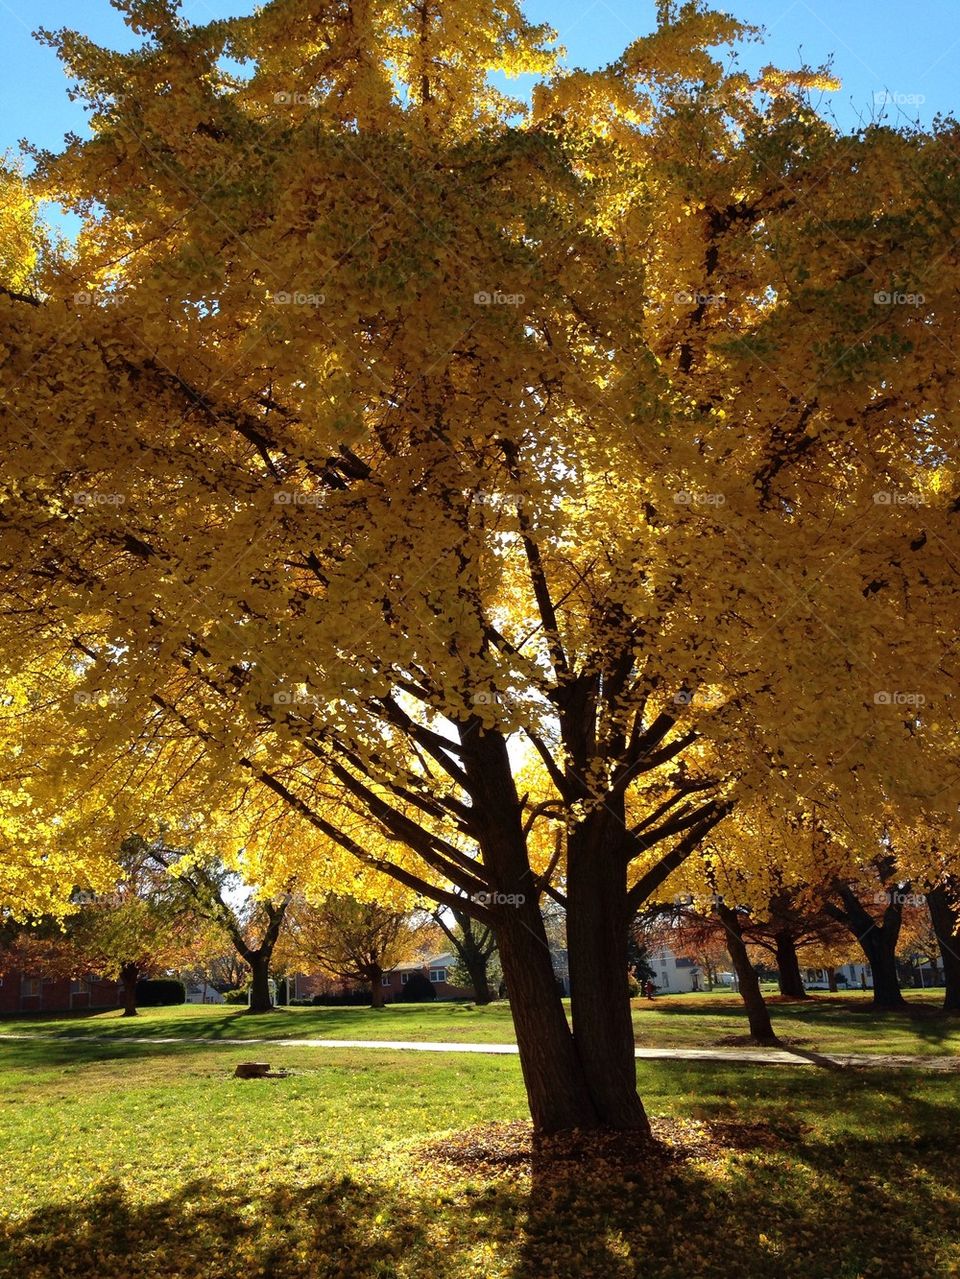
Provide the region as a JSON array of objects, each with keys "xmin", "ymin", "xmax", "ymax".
[
  {"xmin": 3, "ymin": 989, "xmax": 959, "ymax": 1057},
  {"xmin": 2, "ymin": 996, "xmax": 958, "ymax": 1276},
  {"xmin": 1, "ymin": 1024, "xmax": 959, "ymax": 1278}
]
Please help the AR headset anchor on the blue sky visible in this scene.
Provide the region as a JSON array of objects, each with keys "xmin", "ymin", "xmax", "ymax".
[{"xmin": 0, "ymin": 0, "xmax": 956, "ymax": 158}]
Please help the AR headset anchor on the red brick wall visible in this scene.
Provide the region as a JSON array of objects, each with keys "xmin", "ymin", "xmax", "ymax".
[{"xmin": 0, "ymin": 971, "xmax": 121, "ymax": 1015}]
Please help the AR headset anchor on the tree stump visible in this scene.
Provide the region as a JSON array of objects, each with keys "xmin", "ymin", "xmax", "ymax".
[{"xmin": 234, "ymin": 1062, "xmax": 271, "ymax": 1079}]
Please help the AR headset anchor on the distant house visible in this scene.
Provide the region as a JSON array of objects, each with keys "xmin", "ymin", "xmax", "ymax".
[
  {"xmin": 647, "ymin": 946, "xmax": 703, "ymax": 994},
  {"xmin": 0, "ymin": 969, "xmax": 122, "ymax": 1015},
  {"xmin": 380, "ymin": 952, "xmax": 472, "ymax": 1000},
  {"xmin": 184, "ymin": 981, "xmax": 225, "ymax": 1005}
]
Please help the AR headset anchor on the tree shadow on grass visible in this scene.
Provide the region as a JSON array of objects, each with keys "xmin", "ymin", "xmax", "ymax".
[
  {"xmin": 3, "ymin": 1084, "xmax": 960, "ymax": 1279},
  {"xmin": 0, "ymin": 1177, "xmax": 453, "ymax": 1279}
]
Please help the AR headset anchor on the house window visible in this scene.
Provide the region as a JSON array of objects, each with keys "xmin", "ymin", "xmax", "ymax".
[
  {"xmin": 675, "ymin": 957, "xmax": 694, "ymax": 968},
  {"xmin": 21, "ymin": 977, "xmax": 41, "ymax": 998},
  {"xmin": 70, "ymin": 979, "xmax": 90, "ymax": 995},
  {"xmin": 381, "ymin": 976, "xmax": 391, "ymax": 987},
  {"xmin": 400, "ymin": 973, "xmax": 409, "ymax": 984},
  {"xmin": 430, "ymin": 969, "xmax": 446, "ymax": 983}
]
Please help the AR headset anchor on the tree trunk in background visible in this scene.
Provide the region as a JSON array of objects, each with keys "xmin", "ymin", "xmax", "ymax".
[
  {"xmin": 368, "ymin": 965, "xmax": 385, "ymax": 1009},
  {"xmin": 717, "ymin": 902, "xmax": 777, "ymax": 1043},
  {"xmin": 860, "ymin": 928, "xmax": 906, "ymax": 1008},
  {"xmin": 120, "ymin": 962, "xmax": 139, "ymax": 1017},
  {"xmin": 567, "ymin": 818, "xmax": 650, "ymax": 1134},
  {"xmin": 464, "ymin": 953, "xmax": 493, "ymax": 1005},
  {"xmin": 927, "ymin": 885, "xmax": 960, "ymax": 1013},
  {"xmin": 248, "ymin": 953, "xmax": 273, "ymax": 1012},
  {"xmin": 826, "ymin": 882, "xmax": 907, "ymax": 1010},
  {"xmin": 774, "ymin": 929, "xmax": 807, "ymax": 998},
  {"xmin": 826, "ymin": 966, "xmax": 839, "ymax": 992}
]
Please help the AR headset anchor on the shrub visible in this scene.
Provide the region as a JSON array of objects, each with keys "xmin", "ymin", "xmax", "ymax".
[
  {"xmin": 398, "ymin": 972, "xmax": 436, "ymax": 1003},
  {"xmin": 311, "ymin": 990, "xmax": 373, "ymax": 1006},
  {"xmin": 135, "ymin": 979, "xmax": 186, "ymax": 1006},
  {"xmin": 222, "ymin": 988, "xmax": 248, "ymax": 1005}
]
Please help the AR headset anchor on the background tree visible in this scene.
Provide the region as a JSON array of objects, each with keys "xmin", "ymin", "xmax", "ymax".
[
  {"xmin": 435, "ymin": 901, "xmax": 498, "ymax": 1004},
  {"xmin": 1, "ymin": 844, "xmax": 199, "ymax": 1015},
  {"xmin": 283, "ymin": 894, "xmax": 430, "ymax": 1009}
]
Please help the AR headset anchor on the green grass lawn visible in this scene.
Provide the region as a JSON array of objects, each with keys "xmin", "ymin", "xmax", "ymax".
[
  {"xmin": 1, "ymin": 1032, "xmax": 959, "ymax": 1278},
  {"xmin": 3, "ymin": 989, "xmax": 959, "ymax": 1057}
]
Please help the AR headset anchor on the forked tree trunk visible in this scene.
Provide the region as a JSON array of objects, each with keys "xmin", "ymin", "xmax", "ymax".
[
  {"xmin": 460, "ymin": 726, "xmax": 603, "ymax": 1133},
  {"xmin": 826, "ymin": 880, "xmax": 907, "ymax": 1009},
  {"xmin": 927, "ymin": 885, "xmax": 960, "ymax": 1013},
  {"xmin": 717, "ymin": 902, "xmax": 777, "ymax": 1043},
  {"xmin": 495, "ymin": 897, "xmax": 601, "ymax": 1133},
  {"xmin": 119, "ymin": 962, "xmax": 139, "ymax": 1017},
  {"xmin": 567, "ymin": 820, "xmax": 650, "ymax": 1133},
  {"xmin": 248, "ymin": 953, "xmax": 273, "ymax": 1012},
  {"xmin": 774, "ymin": 929, "xmax": 807, "ymax": 998}
]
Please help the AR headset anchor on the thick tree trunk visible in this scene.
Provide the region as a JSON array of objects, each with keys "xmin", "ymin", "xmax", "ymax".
[
  {"xmin": 248, "ymin": 953, "xmax": 273, "ymax": 1012},
  {"xmin": 368, "ymin": 965, "xmax": 385, "ymax": 1009},
  {"xmin": 464, "ymin": 953, "xmax": 493, "ymax": 1005},
  {"xmin": 567, "ymin": 822, "xmax": 650, "ymax": 1133},
  {"xmin": 927, "ymin": 885, "xmax": 960, "ymax": 1013},
  {"xmin": 827, "ymin": 879, "xmax": 906, "ymax": 1009},
  {"xmin": 860, "ymin": 929, "xmax": 906, "ymax": 1008},
  {"xmin": 774, "ymin": 929, "xmax": 807, "ymax": 998},
  {"xmin": 495, "ymin": 898, "xmax": 602, "ymax": 1133},
  {"xmin": 826, "ymin": 966, "xmax": 839, "ymax": 992},
  {"xmin": 717, "ymin": 903, "xmax": 777, "ymax": 1043},
  {"xmin": 120, "ymin": 963, "xmax": 139, "ymax": 1017}
]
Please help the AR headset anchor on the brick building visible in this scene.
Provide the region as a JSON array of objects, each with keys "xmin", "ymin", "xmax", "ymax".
[{"xmin": 0, "ymin": 970, "xmax": 122, "ymax": 1015}]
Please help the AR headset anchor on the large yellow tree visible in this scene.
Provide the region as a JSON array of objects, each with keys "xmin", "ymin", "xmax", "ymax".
[{"xmin": 1, "ymin": 0, "xmax": 959, "ymax": 1131}]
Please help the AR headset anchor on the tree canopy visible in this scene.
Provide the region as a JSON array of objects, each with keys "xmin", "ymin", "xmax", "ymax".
[{"xmin": 1, "ymin": 0, "xmax": 958, "ymax": 1130}]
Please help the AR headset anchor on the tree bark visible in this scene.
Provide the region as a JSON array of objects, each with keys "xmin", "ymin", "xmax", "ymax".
[
  {"xmin": 826, "ymin": 966, "xmax": 838, "ymax": 992},
  {"xmin": 717, "ymin": 902, "xmax": 777, "ymax": 1043},
  {"xmin": 927, "ymin": 884, "xmax": 960, "ymax": 1013},
  {"xmin": 567, "ymin": 817, "xmax": 650, "ymax": 1133},
  {"xmin": 368, "ymin": 964, "xmax": 385, "ymax": 1009},
  {"xmin": 248, "ymin": 953, "xmax": 273, "ymax": 1012},
  {"xmin": 459, "ymin": 725, "xmax": 602, "ymax": 1133},
  {"xmin": 774, "ymin": 929, "xmax": 807, "ymax": 998},
  {"xmin": 120, "ymin": 962, "xmax": 139, "ymax": 1017},
  {"xmin": 463, "ymin": 953, "xmax": 493, "ymax": 1005},
  {"xmin": 825, "ymin": 878, "xmax": 907, "ymax": 1009},
  {"xmin": 495, "ymin": 898, "xmax": 602, "ymax": 1133}
]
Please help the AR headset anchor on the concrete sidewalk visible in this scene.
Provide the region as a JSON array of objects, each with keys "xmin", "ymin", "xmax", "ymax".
[{"xmin": 1, "ymin": 1031, "xmax": 956, "ymax": 1069}]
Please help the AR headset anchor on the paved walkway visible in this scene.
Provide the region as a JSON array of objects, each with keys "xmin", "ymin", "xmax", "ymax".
[{"xmin": 1, "ymin": 1031, "xmax": 956, "ymax": 1069}]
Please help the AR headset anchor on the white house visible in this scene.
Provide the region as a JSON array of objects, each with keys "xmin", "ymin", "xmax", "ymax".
[
  {"xmin": 185, "ymin": 981, "xmax": 225, "ymax": 1004},
  {"xmin": 648, "ymin": 946, "xmax": 702, "ymax": 993}
]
